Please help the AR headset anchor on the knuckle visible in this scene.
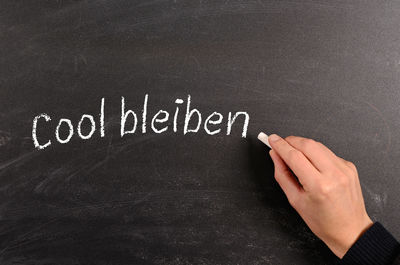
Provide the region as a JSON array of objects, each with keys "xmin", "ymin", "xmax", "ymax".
[
  {"xmin": 337, "ymin": 174, "xmax": 350, "ymax": 186},
  {"xmin": 288, "ymin": 194, "xmax": 299, "ymax": 207},
  {"xmin": 274, "ymin": 137, "xmax": 284, "ymax": 146},
  {"xmin": 347, "ymin": 161, "xmax": 357, "ymax": 172},
  {"xmin": 288, "ymin": 149, "xmax": 302, "ymax": 162},
  {"xmin": 319, "ymin": 183, "xmax": 331, "ymax": 195},
  {"xmin": 274, "ymin": 170, "xmax": 287, "ymax": 183},
  {"xmin": 317, "ymin": 173, "xmax": 349, "ymax": 197},
  {"xmin": 285, "ymin": 135, "xmax": 296, "ymax": 142},
  {"xmin": 315, "ymin": 141, "xmax": 325, "ymax": 149},
  {"xmin": 304, "ymin": 138, "xmax": 316, "ymax": 146},
  {"xmin": 302, "ymin": 138, "xmax": 318, "ymax": 152},
  {"xmin": 273, "ymin": 171, "xmax": 281, "ymax": 182},
  {"xmin": 314, "ymin": 178, "xmax": 333, "ymax": 196}
]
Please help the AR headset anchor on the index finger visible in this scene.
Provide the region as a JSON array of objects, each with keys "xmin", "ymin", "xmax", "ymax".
[
  {"xmin": 285, "ymin": 136, "xmax": 355, "ymax": 175},
  {"xmin": 268, "ymin": 134, "xmax": 320, "ymax": 190},
  {"xmin": 285, "ymin": 136, "xmax": 337, "ymax": 172}
]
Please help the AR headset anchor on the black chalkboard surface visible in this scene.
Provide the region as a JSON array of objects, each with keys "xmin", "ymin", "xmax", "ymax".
[{"xmin": 1, "ymin": 1, "xmax": 400, "ymax": 264}]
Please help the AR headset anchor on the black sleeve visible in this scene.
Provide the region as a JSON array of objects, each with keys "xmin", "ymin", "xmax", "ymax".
[{"xmin": 339, "ymin": 222, "xmax": 400, "ymax": 265}]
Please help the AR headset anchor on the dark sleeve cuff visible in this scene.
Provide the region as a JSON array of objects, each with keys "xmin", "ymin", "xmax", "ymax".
[{"xmin": 340, "ymin": 222, "xmax": 400, "ymax": 265}]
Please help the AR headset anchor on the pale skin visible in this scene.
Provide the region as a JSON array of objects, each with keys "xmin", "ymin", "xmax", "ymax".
[{"xmin": 266, "ymin": 134, "xmax": 373, "ymax": 258}]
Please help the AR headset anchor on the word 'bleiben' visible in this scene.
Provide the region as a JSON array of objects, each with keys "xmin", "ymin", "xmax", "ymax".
[{"xmin": 32, "ymin": 95, "xmax": 250, "ymax": 150}]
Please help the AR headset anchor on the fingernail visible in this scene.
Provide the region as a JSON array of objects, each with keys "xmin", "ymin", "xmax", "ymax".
[{"xmin": 268, "ymin": 134, "xmax": 281, "ymax": 143}]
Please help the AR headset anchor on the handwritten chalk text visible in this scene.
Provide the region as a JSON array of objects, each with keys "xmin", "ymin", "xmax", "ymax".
[{"xmin": 32, "ymin": 95, "xmax": 250, "ymax": 150}]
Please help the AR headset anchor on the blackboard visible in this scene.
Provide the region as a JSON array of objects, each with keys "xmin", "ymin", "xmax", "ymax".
[{"xmin": 1, "ymin": 1, "xmax": 400, "ymax": 264}]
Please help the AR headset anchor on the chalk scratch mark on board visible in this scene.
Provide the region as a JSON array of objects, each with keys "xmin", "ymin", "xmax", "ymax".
[
  {"xmin": 79, "ymin": 54, "xmax": 88, "ymax": 65},
  {"xmin": 73, "ymin": 7, "xmax": 83, "ymax": 30},
  {"xmin": 115, "ymin": 132, "xmax": 175, "ymax": 153},
  {"xmin": 157, "ymin": 73, "xmax": 183, "ymax": 80},
  {"xmin": 135, "ymin": 0, "xmax": 168, "ymax": 8},
  {"xmin": 35, "ymin": 160, "xmax": 103, "ymax": 194},
  {"xmin": 256, "ymin": 0, "xmax": 266, "ymax": 8},
  {"xmin": 54, "ymin": 52, "xmax": 64, "ymax": 70},
  {"xmin": 47, "ymin": 132, "xmax": 170, "ymax": 190},
  {"xmin": 221, "ymin": 82, "xmax": 265, "ymax": 95},
  {"xmin": 0, "ymin": 195, "xmax": 151, "ymax": 256},
  {"xmin": 105, "ymin": 126, "xmax": 115, "ymax": 157},
  {"xmin": 74, "ymin": 55, "xmax": 78, "ymax": 73},
  {"xmin": 0, "ymin": 151, "xmax": 38, "ymax": 173},
  {"xmin": 190, "ymin": 55, "xmax": 201, "ymax": 69},
  {"xmin": 0, "ymin": 131, "xmax": 11, "ymax": 147},
  {"xmin": 34, "ymin": 166, "xmax": 68, "ymax": 194},
  {"xmin": 65, "ymin": 194, "xmax": 151, "ymax": 212},
  {"xmin": 0, "ymin": 217, "xmax": 60, "ymax": 256},
  {"xmin": 6, "ymin": 190, "xmax": 269, "ymax": 217},
  {"xmin": 363, "ymin": 101, "xmax": 392, "ymax": 155},
  {"xmin": 364, "ymin": 185, "xmax": 387, "ymax": 213},
  {"xmin": 65, "ymin": 159, "xmax": 109, "ymax": 182},
  {"xmin": 286, "ymin": 79, "xmax": 313, "ymax": 86}
]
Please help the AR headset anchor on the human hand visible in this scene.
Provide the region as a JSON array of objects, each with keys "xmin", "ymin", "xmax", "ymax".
[{"xmin": 265, "ymin": 134, "xmax": 373, "ymax": 258}]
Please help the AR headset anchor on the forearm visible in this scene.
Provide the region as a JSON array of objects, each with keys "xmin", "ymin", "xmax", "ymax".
[{"xmin": 340, "ymin": 222, "xmax": 400, "ymax": 265}]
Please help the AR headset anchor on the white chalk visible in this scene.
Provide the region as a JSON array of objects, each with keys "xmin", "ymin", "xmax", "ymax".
[{"xmin": 257, "ymin": 132, "xmax": 271, "ymax": 148}]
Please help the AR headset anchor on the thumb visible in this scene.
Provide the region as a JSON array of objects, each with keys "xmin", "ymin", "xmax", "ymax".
[{"xmin": 270, "ymin": 149, "xmax": 303, "ymax": 206}]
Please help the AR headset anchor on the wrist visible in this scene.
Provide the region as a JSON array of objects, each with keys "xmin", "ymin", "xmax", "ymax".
[{"xmin": 328, "ymin": 217, "xmax": 373, "ymax": 258}]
